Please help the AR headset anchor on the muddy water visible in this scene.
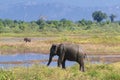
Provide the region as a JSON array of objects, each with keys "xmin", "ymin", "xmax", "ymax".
[{"xmin": 0, "ymin": 53, "xmax": 120, "ymax": 69}]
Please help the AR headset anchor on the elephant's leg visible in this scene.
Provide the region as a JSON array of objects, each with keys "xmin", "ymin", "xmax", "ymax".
[
  {"xmin": 81, "ymin": 60, "xmax": 85, "ymax": 72},
  {"xmin": 80, "ymin": 62, "xmax": 85, "ymax": 72},
  {"xmin": 62, "ymin": 59, "xmax": 66, "ymax": 69},
  {"xmin": 57, "ymin": 59, "xmax": 61, "ymax": 67},
  {"xmin": 78, "ymin": 59, "xmax": 85, "ymax": 72},
  {"xmin": 47, "ymin": 56, "xmax": 53, "ymax": 66}
]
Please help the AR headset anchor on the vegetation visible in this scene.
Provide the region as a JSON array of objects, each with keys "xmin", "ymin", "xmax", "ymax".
[
  {"xmin": 0, "ymin": 62, "xmax": 120, "ymax": 80},
  {"xmin": 1, "ymin": 35, "xmax": 120, "ymax": 54},
  {"xmin": 92, "ymin": 11, "xmax": 107, "ymax": 22},
  {"xmin": 109, "ymin": 14, "xmax": 116, "ymax": 22},
  {"xmin": 0, "ymin": 12, "xmax": 118, "ymax": 34}
]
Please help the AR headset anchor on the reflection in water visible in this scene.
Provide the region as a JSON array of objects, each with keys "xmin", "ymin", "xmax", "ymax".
[{"xmin": 0, "ymin": 53, "xmax": 120, "ymax": 69}]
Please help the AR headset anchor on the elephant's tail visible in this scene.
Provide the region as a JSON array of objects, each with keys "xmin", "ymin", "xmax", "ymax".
[
  {"xmin": 84, "ymin": 53, "xmax": 89, "ymax": 61},
  {"xmin": 83, "ymin": 52, "xmax": 87, "ymax": 58}
]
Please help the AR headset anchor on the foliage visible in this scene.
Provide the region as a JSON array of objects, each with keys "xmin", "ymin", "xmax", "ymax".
[
  {"xmin": 0, "ymin": 69, "xmax": 15, "ymax": 80},
  {"xmin": 92, "ymin": 11, "xmax": 107, "ymax": 22},
  {"xmin": 0, "ymin": 63, "xmax": 120, "ymax": 80},
  {"xmin": 0, "ymin": 14, "xmax": 119, "ymax": 34},
  {"xmin": 109, "ymin": 14, "xmax": 116, "ymax": 22}
]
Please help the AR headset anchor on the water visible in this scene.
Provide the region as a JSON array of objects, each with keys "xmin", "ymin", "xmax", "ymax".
[
  {"xmin": 0, "ymin": 53, "xmax": 120, "ymax": 69},
  {"xmin": 0, "ymin": 53, "xmax": 76, "ymax": 69},
  {"xmin": 0, "ymin": 53, "xmax": 48, "ymax": 62}
]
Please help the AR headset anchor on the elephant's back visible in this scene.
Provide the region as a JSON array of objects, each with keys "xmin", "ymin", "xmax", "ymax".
[{"xmin": 63, "ymin": 44, "xmax": 84, "ymax": 55}]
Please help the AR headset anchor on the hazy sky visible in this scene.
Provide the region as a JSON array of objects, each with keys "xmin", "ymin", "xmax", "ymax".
[
  {"xmin": 0, "ymin": 0, "xmax": 120, "ymax": 7},
  {"xmin": 49, "ymin": 0, "xmax": 120, "ymax": 7},
  {"xmin": 69, "ymin": 0, "xmax": 120, "ymax": 7}
]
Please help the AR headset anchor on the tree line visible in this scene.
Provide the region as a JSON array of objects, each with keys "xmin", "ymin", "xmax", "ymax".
[
  {"xmin": 0, "ymin": 10, "xmax": 119, "ymax": 33},
  {"xmin": 92, "ymin": 11, "xmax": 116, "ymax": 22}
]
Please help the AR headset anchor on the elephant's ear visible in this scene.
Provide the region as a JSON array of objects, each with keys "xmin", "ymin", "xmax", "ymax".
[
  {"xmin": 59, "ymin": 44, "xmax": 65, "ymax": 62},
  {"xmin": 51, "ymin": 44, "xmax": 58, "ymax": 54}
]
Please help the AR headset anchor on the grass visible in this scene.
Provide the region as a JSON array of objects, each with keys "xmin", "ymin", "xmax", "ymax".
[
  {"xmin": 0, "ymin": 41, "xmax": 51, "ymax": 54},
  {"xmin": 0, "ymin": 31, "xmax": 63, "ymax": 37},
  {"xmin": 0, "ymin": 62, "xmax": 120, "ymax": 80}
]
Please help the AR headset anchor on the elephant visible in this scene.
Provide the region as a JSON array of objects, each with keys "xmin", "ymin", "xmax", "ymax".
[
  {"xmin": 24, "ymin": 37, "xmax": 31, "ymax": 42},
  {"xmin": 47, "ymin": 43, "xmax": 86, "ymax": 72}
]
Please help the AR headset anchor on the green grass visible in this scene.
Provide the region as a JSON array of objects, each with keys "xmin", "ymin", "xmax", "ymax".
[
  {"xmin": 0, "ymin": 31, "xmax": 64, "ymax": 37},
  {"xmin": 57, "ymin": 35, "xmax": 120, "ymax": 44},
  {"xmin": 0, "ymin": 63, "xmax": 120, "ymax": 80},
  {"xmin": 0, "ymin": 69, "xmax": 15, "ymax": 80},
  {"xmin": 1, "ymin": 23, "xmax": 120, "ymax": 38}
]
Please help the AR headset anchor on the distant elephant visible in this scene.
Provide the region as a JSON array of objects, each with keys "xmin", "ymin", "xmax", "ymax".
[
  {"xmin": 47, "ymin": 43, "xmax": 86, "ymax": 72},
  {"xmin": 24, "ymin": 38, "xmax": 31, "ymax": 42}
]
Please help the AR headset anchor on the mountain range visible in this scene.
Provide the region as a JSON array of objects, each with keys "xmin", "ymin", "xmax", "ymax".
[{"xmin": 0, "ymin": 1, "xmax": 120, "ymax": 21}]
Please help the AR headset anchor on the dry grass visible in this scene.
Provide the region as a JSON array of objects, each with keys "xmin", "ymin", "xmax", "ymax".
[
  {"xmin": 0, "ymin": 36, "xmax": 120, "ymax": 54},
  {"xmin": 0, "ymin": 41, "xmax": 51, "ymax": 54},
  {"xmin": 82, "ymin": 43, "xmax": 120, "ymax": 54}
]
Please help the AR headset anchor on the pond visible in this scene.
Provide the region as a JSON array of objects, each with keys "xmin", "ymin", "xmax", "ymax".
[{"xmin": 0, "ymin": 53, "xmax": 120, "ymax": 69}]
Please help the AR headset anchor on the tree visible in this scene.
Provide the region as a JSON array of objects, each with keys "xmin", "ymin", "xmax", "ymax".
[
  {"xmin": 92, "ymin": 11, "xmax": 107, "ymax": 22},
  {"xmin": 109, "ymin": 14, "xmax": 116, "ymax": 22},
  {"xmin": 60, "ymin": 18, "xmax": 73, "ymax": 27},
  {"xmin": 36, "ymin": 19, "xmax": 47, "ymax": 29},
  {"xmin": 3, "ymin": 19, "xmax": 14, "ymax": 27}
]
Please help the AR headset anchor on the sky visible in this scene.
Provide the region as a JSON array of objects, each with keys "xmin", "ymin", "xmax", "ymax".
[
  {"xmin": 75, "ymin": 0, "xmax": 119, "ymax": 7},
  {"xmin": 0, "ymin": 0, "xmax": 120, "ymax": 21},
  {"xmin": 49, "ymin": 0, "xmax": 120, "ymax": 7},
  {"xmin": 0, "ymin": 0, "xmax": 120, "ymax": 7}
]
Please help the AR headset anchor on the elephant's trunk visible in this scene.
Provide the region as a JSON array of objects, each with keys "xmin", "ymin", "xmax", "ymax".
[{"xmin": 47, "ymin": 54, "xmax": 53, "ymax": 66}]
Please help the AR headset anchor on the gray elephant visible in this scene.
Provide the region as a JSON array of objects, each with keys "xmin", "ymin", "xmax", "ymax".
[
  {"xmin": 24, "ymin": 37, "xmax": 31, "ymax": 42},
  {"xmin": 47, "ymin": 43, "xmax": 86, "ymax": 72}
]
